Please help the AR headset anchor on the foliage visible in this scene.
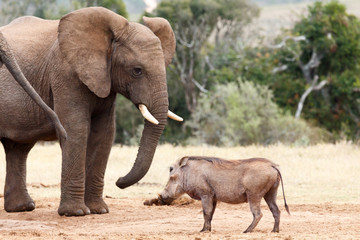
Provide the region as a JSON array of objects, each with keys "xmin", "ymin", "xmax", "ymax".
[
  {"xmin": 253, "ymin": 0, "xmax": 312, "ymax": 6},
  {"xmin": 148, "ymin": 0, "xmax": 259, "ymax": 113},
  {"xmin": 2, "ymin": 0, "xmax": 356, "ymax": 145},
  {"xmin": 185, "ymin": 80, "xmax": 330, "ymax": 146},
  {"xmin": 0, "ymin": 0, "xmax": 128, "ymax": 24},
  {"xmin": 72, "ymin": 0, "xmax": 128, "ymax": 18},
  {"xmin": 0, "ymin": 0, "xmax": 61, "ymax": 24},
  {"xmin": 269, "ymin": 1, "xmax": 360, "ymax": 140},
  {"xmin": 211, "ymin": 1, "xmax": 360, "ymax": 142}
]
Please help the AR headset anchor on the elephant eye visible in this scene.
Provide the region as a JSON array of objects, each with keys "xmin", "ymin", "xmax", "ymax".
[
  {"xmin": 169, "ymin": 167, "xmax": 173, "ymax": 173},
  {"xmin": 132, "ymin": 67, "xmax": 142, "ymax": 77}
]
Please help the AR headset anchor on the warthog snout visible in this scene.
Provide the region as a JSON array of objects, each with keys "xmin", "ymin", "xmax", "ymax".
[{"xmin": 158, "ymin": 195, "xmax": 175, "ymax": 205}]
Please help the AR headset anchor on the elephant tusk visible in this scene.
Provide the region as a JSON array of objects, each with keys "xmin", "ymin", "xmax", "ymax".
[
  {"xmin": 139, "ymin": 104, "xmax": 159, "ymax": 125},
  {"xmin": 167, "ymin": 110, "xmax": 183, "ymax": 122}
]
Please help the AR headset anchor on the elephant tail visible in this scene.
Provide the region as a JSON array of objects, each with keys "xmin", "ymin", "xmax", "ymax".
[{"xmin": 0, "ymin": 31, "xmax": 67, "ymax": 141}]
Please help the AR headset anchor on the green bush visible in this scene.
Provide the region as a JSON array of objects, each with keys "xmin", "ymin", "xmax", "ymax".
[{"xmin": 185, "ymin": 80, "xmax": 331, "ymax": 146}]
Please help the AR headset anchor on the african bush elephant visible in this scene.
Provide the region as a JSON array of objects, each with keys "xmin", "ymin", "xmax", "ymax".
[
  {"xmin": 0, "ymin": 31, "xmax": 67, "ymax": 140},
  {"xmin": 0, "ymin": 7, "xmax": 182, "ymax": 216}
]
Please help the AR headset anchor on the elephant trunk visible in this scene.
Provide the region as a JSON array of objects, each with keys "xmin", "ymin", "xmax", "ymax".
[{"xmin": 116, "ymin": 95, "xmax": 168, "ymax": 189}]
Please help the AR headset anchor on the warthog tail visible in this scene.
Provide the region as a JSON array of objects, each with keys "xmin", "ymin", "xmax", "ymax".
[{"xmin": 273, "ymin": 166, "xmax": 290, "ymax": 215}]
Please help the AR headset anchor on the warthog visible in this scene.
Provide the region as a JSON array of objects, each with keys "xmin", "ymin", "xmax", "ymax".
[{"xmin": 145, "ymin": 156, "xmax": 290, "ymax": 233}]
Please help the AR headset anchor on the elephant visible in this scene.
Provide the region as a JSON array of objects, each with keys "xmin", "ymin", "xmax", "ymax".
[
  {"xmin": 0, "ymin": 31, "xmax": 67, "ymax": 140},
  {"xmin": 0, "ymin": 7, "xmax": 182, "ymax": 216}
]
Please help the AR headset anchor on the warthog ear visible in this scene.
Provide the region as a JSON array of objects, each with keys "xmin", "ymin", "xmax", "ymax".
[{"xmin": 179, "ymin": 157, "xmax": 189, "ymax": 167}]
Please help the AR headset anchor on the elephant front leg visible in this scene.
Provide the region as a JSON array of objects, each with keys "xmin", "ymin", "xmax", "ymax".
[
  {"xmin": 57, "ymin": 123, "xmax": 91, "ymax": 216},
  {"xmin": 2, "ymin": 140, "xmax": 35, "ymax": 212},
  {"xmin": 84, "ymin": 105, "xmax": 116, "ymax": 214}
]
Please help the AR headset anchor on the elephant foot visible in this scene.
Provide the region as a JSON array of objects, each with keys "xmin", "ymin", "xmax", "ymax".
[
  {"xmin": 85, "ymin": 197, "xmax": 109, "ymax": 214},
  {"xmin": 5, "ymin": 196, "xmax": 35, "ymax": 212},
  {"xmin": 5, "ymin": 190, "xmax": 35, "ymax": 212},
  {"xmin": 58, "ymin": 199, "xmax": 91, "ymax": 216}
]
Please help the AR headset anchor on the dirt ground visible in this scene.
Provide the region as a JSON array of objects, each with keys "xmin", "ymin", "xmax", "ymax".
[{"xmin": 0, "ymin": 196, "xmax": 359, "ymax": 240}]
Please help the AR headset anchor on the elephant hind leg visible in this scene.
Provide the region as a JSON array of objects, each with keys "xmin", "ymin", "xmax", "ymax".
[{"xmin": 2, "ymin": 139, "xmax": 35, "ymax": 212}]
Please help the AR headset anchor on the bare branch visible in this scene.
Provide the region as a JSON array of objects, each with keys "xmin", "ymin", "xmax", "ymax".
[
  {"xmin": 298, "ymin": 48, "xmax": 323, "ymax": 84},
  {"xmin": 344, "ymin": 105, "xmax": 360, "ymax": 124},
  {"xmin": 272, "ymin": 35, "xmax": 326, "ymax": 118},
  {"xmin": 272, "ymin": 65, "xmax": 288, "ymax": 74},
  {"xmin": 313, "ymin": 80, "xmax": 327, "ymax": 90},
  {"xmin": 295, "ymin": 76, "xmax": 328, "ymax": 119},
  {"xmin": 269, "ymin": 35, "xmax": 306, "ymax": 49},
  {"xmin": 192, "ymin": 79, "xmax": 208, "ymax": 93},
  {"xmin": 205, "ymin": 55, "xmax": 215, "ymax": 71},
  {"xmin": 270, "ymin": 35, "xmax": 306, "ymax": 68}
]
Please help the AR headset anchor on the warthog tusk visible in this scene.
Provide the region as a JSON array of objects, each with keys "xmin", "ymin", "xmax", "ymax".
[
  {"xmin": 139, "ymin": 104, "xmax": 159, "ymax": 125},
  {"xmin": 167, "ymin": 110, "xmax": 183, "ymax": 122}
]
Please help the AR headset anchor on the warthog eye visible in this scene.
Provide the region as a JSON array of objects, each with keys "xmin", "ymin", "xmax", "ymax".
[{"xmin": 169, "ymin": 167, "xmax": 173, "ymax": 173}]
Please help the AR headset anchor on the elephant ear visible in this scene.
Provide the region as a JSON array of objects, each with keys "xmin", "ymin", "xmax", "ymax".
[
  {"xmin": 143, "ymin": 16, "xmax": 176, "ymax": 67},
  {"xmin": 58, "ymin": 7, "xmax": 128, "ymax": 98}
]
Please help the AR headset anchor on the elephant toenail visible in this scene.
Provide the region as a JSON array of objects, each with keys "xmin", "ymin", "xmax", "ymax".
[
  {"xmin": 27, "ymin": 202, "xmax": 35, "ymax": 211},
  {"xmin": 75, "ymin": 209, "xmax": 84, "ymax": 216}
]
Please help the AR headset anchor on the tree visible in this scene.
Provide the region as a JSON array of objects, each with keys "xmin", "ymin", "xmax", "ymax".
[
  {"xmin": 201, "ymin": 0, "xmax": 360, "ymax": 142},
  {"xmin": 269, "ymin": 35, "xmax": 328, "ymax": 119},
  {"xmin": 0, "ymin": 0, "xmax": 59, "ymax": 24},
  {"xmin": 270, "ymin": 1, "xmax": 360, "ymax": 140},
  {"xmin": 0, "ymin": 0, "xmax": 128, "ymax": 24},
  {"xmin": 149, "ymin": 0, "xmax": 259, "ymax": 113},
  {"xmin": 72, "ymin": 0, "xmax": 128, "ymax": 18}
]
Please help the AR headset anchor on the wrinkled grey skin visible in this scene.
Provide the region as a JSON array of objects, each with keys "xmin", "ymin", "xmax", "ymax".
[
  {"xmin": 0, "ymin": 31, "xmax": 67, "ymax": 140},
  {"xmin": 161, "ymin": 156, "xmax": 290, "ymax": 233},
  {"xmin": 0, "ymin": 7, "xmax": 176, "ymax": 216}
]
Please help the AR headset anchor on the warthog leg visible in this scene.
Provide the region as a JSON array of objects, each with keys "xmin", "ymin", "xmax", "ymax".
[
  {"xmin": 244, "ymin": 196, "xmax": 263, "ymax": 233},
  {"xmin": 200, "ymin": 195, "xmax": 217, "ymax": 232},
  {"xmin": 264, "ymin": 183, "xmax": 281, "ymax": 232}
]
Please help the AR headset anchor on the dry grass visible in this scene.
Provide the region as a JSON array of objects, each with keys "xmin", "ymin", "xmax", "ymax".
[{"xmin": 0, "ymin": 142, "xmax": 359, "ymax": 204}]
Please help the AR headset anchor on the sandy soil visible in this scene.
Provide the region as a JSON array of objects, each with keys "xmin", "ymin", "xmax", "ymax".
[{"xmin": 0, "ymin": 196, "xmax": 359, "ymax": 240}]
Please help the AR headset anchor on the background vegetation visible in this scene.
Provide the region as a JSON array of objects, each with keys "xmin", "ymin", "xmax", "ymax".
[{"xmin": 0, "ymin": 0, "xmax": 359, "ymax": 146}]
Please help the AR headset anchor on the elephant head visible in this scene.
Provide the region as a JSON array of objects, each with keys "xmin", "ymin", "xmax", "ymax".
[
  {"xmin": 58, "ymin": 7, "xmax": 181, "ymax": 189},
  {"xmin": 0, "ymin": 31, "xmax": 67, "ymax": 140}
]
